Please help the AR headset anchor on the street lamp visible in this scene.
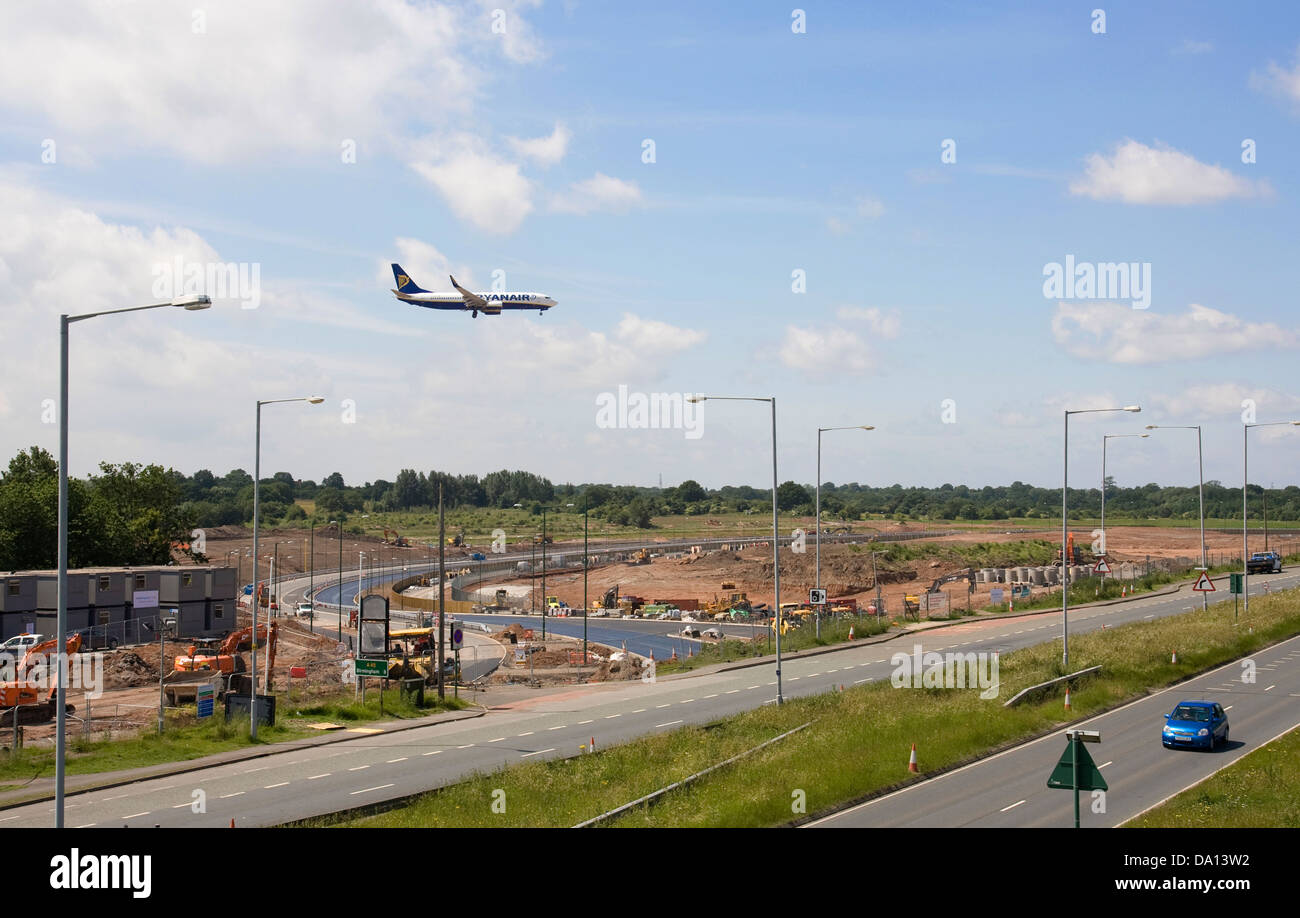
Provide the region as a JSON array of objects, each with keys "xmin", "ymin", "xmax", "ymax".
[
  {"xmin": 330, "ymin": 520, "xmax": 342, "ymax": 641},
  {"xmin": 55, "ymin": 293, "xmax": 210, "ymax": 828},
  {"xmin": 1144, "ymin": 425, "xmax": 1207, "ymax": 610},
  {"xmin": 1099, "ymin": 433, "xmax": 1149, "ymax": 559},
  {"xmin": 251, "ymin": 396, "xmax": 324, "ymax": 740},
  {"xmin": 1062, "ymin": 405, "xmax": 1140, "ymax": 667},
  {"xmin": 816, "ymin": 425, "xmax": 873, "ymax": 638},
  {"xmin": 1242, "ymin": 420, "xmax": 1300, "ymax": 615},
  {"xmin": 689, "ymin": 395, "xmax": 784, "ymax": 704}
]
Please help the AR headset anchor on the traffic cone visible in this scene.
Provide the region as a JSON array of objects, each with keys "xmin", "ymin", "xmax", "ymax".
[
  {"xmin": 1008, "ymin": 599, "xmax": 1014, "ymax": 612},
  {"xmin": 230, "ymin": 819, "xmax": 235, "ymax": 828},
  {"xmin": 591, "ymin": 736, "xmax": 595, "ymax": 752},
  {"xmin": 1171, "ymin": 650, "xmax": 1177, "ymax": 664},
  {"xmin": 1064, "ymin": 686, "xmax": 1071, "ymax": 711},
  {"xmin": 670, "ymin": 648, "xmax": 677, "ymax": 661},
  {"xmin": 848, "ymin": 625, "xmax": 855, "ymax": 640},
  {"xmin": 908, "ymin": 743, "xmax": 919, "ymax": 774}
]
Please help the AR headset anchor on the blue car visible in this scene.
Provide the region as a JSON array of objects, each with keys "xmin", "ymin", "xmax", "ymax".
[{"xmin": 1162, "ymin": 700, "xmax": 1229, "ymax": 750}]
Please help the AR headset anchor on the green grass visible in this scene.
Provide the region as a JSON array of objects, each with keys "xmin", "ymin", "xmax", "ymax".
[
  {"xmin": 0, "ymin": 686, "xmax": 466, "ymax": 786},
  {"xmin": 1126, "ymin": 725, "xmax": 1300, "ymax": 828},
  {"xmin": 655, "ymin": 616, "xmax": 890, "ymax": 675},
  {"xmin": 328, "ymin": 586, "xmax": 1300, "ymax": 828}
]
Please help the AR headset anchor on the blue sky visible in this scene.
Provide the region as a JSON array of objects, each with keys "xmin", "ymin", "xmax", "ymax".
[{"xmin": 2, "ymin": 1, "xmax": 1299, "ymax": 493}]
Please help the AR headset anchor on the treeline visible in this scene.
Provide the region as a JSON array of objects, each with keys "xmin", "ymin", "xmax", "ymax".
[{"xmin": 0, "ymin": 447, "xmax": 198, "ymax": 571}]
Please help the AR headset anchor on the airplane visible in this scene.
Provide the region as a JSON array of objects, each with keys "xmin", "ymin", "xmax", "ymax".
[{"xmin": 390, "ymin": 263, "xmax": 557, "ymax": 317}]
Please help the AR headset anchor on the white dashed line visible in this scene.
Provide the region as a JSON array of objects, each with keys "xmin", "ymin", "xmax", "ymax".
[
  {"xmin": 422, "ymin": 751, "xmax": 442, "ymax": 757},
  {"xmin": 726, "ymin": 689, "xmax": 739, "ymax": 694},
  {"xmin": 220, "ymin": 792, "xmax": 245, "ymax": 799},
  {"xmin": 656, "ymin": 720, "xmax": 683, "ymax": 728},
  {"xmin": 521, "ymin": 748, "xmax": 555, "ymax": 758},
  {"xmin": 487, "ymin": 739, "xmax": 504, "ymax": 744},
  {"xmin": 458, "ymin": 744, "xmax": 475, "ymax": 749},
  {"xmin": 548, "ymin": 725, "xmax": 567, "ymax": 731},
  {"xmin": 264, "ymin": 782, "xmax": 289, "ymax": 789},
  {"xmin": 350, "ymin": 784, "xmax": 394, "ymax": 796},
  {"xmin": 605, "ymin": 713, "xmax": 622, "ymax": 718},
  {"xmin": 518, "ymin": 731, "xmax": 534, "ymax": 736},
  {"xmin": 1000, "ymin": 800, "xmax": 1025, "ymax": 812},
  {"xmin": 348, "ymin": 765, "xmax": 370, "ymax": 771},
  {"xmin": 388, "ymin": 756, "xmax": 410, "ymax": 761},
  {"xmin": 1265, "ymin": 685, "xmax": 1275, "ymax": 692},
  {"xmin": 656, "ymin": 704, "xmax": 672, "ymax": 709},
  {"xmin": 122, "ymin": 812, "xmax": 150, "ymax": 819}
]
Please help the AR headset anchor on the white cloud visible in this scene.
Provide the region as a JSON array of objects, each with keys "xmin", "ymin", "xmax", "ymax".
[
  {"xmin": 377, "ymin": 238, "xmax": 474, "ymax": 289},
  {"xmin": 1069, "ymin": 140, "xmax": 1265, "ymax": 205},
  {"xmin": 549, "ymin": 173, "xmax": 645, "ymax": 215},
  {"xmin": 409, "ymin": 137, "xmax": 535, "ymax": 234},
  {"xmin": 0, "ymin": 1, "xmax": 495, "ymax": 164},
  {"xmin": 506, "ymin": 123, "xmax": 570, "ymax": 167},
  {"xmin": 825, "ymin": 216, "xmax": 851, "ymax": 235},
  {"xmin": 1149, "ymin": 383, "xmax": 1300, "ymax": 420},
  {"xmin": 835, "ymin": 306, "xmax": 902, "ymax": 339},
  {"xmin": 1251, "ymin": 45, "xmax": 1300, "ymax": 105},
  {"xmin": 779, "ymin": 326, "xmax": 873, "ymax": 376},
  {"xmin": 1051, "ymin": 302, "xmax": 1299, "ymax": 364},
  {"xmin": 479, "ymin": 0, "xmax": 548, "ymax": 64}
]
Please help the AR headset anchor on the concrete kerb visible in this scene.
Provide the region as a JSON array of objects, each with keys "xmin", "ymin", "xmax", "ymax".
[
  {"xmin": 658, "ymin": 580, "xmax": 1191, "ymax": 680},
  {"xmin": 0, "ymin": 704, "xmax": 487, "ymax": 812}
]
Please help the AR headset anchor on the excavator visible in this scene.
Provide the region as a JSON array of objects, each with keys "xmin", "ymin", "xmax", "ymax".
[
  {"xmin": 0, "ymin": 633, "xmax": 81, "ymax": 724},
  {"xmin": 165, "ymin": 622, "xmax": 278, "ymax": 702}
]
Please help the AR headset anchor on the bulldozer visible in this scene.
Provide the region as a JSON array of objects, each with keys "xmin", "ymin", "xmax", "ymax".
[
  {"xmin": 0, "ymin": 633, "xmax": 81, "ymax": 724},
  {"xmin": 627, "ymin": 548, "xmax": 650, "ymax": 565}
]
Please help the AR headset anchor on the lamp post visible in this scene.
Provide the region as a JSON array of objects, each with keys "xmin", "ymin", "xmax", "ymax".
[
  {"xmin": 816, "ymin": 425, "xmax": 873, "ymax": 638},
  {"xmin": 308, "ymin": 523, "xmax": 315, "ymax": 633},
  {"xmin": 1242, "ymin": 421, "xmax": 1300, "ymax": 615},
  {"xmin": 1100, "ymin": 433, "xmax": 1149, "ymax": 559},
  {"xmin": 1062, "ymin": 405, "xmax": 1141, "ymax": 667},
  {"xmin": 55, "ymin": 293, "xmax": 210, "ymax": 828},
  {"xmin": 1144, "ymin": 425, "xmax": 1207, "ymax": 609},
  {"xmin": 330, "ymin": 520, "xmax": 342, "ymax": 640},
  {"xmin": 689, "ymin": 395, "xmax": 783, "ymax": 704},
  {"xmin": 251, "ymin": 396, "xmax": 324, "ymax": 739}
]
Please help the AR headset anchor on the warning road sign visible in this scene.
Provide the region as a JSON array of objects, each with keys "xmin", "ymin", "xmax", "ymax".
[
  {"xmin": 1093, "ymin": 558, "xmax": 1111, "ymax": 574},
  {"xmin": 1193, "ymin": 570, "xmax": 1216, "ymax": 592}
]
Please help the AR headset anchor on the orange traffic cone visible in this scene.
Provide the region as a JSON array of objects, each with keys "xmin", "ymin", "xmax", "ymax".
[
  {"xmin": 1064, "ymin": 686, "xmax": 1071, "ymax": 711},
  {"xmin": 670, "ymin": 648, "xmax": 677, "ymax": 661},
  {"xmin": 230, "ymin": 818, "xmax": 235, "ymax": 828},
  {"xmin": 908, "ymin": 743, "xmax": 919, "ymax": 774},
  {"xmin": 1171, "ymin": 650, "xmax": 1177, "ymax": 664},
  {"xmin": 848, "ymin": 625, "xmax": 855, "ymax": 640},
  {"xmin": 1008, "ymin": 599, "xmax": 1014, "ymax": 612}
]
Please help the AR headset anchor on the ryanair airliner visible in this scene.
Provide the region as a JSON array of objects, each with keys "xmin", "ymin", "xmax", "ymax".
[{"xmin": 390, "ymin": 264, "xmax": 557, "ymax": 317}]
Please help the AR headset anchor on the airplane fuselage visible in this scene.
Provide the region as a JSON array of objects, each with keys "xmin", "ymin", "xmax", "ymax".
[{"xmin": 392, "ymin": 290, "xmax": 557, "ymax": 314}]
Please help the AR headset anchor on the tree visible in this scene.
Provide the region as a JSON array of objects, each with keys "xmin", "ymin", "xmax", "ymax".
[
  {"xmin": 675, "ymin": 479, "xmax": 708, "ymax": 503},
  {"xmin": 323, "ymin": 471, "xmax": 346, "ymax": 490},
  {"xmin": 776, "ymin": 481, "xmax": 811, "ymax": 511}
]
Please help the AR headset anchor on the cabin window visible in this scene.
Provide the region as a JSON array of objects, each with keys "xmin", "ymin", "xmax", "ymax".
[
  {"xmin": 6, "ymin": 581, "xmax": 19, "ymax": 596},
  {"xmin": 99, "ymin": 576, "xmax": 111, "ymax": 592},
  {"xmin": 182, "ymin": 573, "xmax": 193, "ymax": 587}
]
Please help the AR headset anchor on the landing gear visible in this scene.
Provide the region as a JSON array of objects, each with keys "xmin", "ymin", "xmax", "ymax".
[
  {"xmin": 539, "ymin": 309, "xmax": 544, "ymax": 315},
  {"xmin": 472, "ymin": 310, "xmax": 478, "ymax": 318}
]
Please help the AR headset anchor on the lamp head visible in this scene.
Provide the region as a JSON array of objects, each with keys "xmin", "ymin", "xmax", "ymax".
[
  {"xmin": 1123, "ymin": 405, "xmax": 1141, "ymax": 412},
  {"xmin": 171, "ymin": 294, "xmax": 211, "ymax": 310}
]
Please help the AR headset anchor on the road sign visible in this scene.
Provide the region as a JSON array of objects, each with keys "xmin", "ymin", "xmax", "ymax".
[
  {"xmin": 1093, "ymin": 558, "xmax": 1111, "ymax": 574},
  {"xmin": 990, "ymin": 588, "xmax": 1004, "ymax": 603},
  {"xmin": 1192, "ymin": 570, "xmax": 1215, "ymax": 592},
  {"xmin": 452, "ymin": 627, "xmax": 463, "ymax": 651},
  {"xmin": 1229, "ymin": 573, "xmax": 1243, "ymax": 594},
  {"xmin": 809, "ymin": 589, "xmax": 827, "ymax": 605},
  {"xmin": 1047, "ymin": 739, "xmax": 1107, "ymax": 792},
  {"xmin": 353, "ymin": 658, "xmax": 388, "ymax": 678}
]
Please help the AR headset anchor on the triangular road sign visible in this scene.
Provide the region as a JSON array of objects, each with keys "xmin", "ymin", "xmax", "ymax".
[
  {"xmin": 1193, "ymin": 570, "xmax": 1216, "ymax": 592},
  {"xmin": 1047, "ymin": 739, "xmax": 1108, "ymax": 792},
  {"xmin": 1093, "ymin": 558, "xmax": 1112, "ymax": 574}
]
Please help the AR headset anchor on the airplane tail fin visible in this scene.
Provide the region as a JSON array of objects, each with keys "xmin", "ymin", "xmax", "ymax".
[{"xmin": 391, "ymin": 264, "xmax": 428, "ymax": 294}]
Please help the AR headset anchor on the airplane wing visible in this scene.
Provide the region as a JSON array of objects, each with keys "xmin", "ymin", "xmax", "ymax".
[{"xmin": 449, "ymin": 275, "xmax": 489, "ymax": 310}]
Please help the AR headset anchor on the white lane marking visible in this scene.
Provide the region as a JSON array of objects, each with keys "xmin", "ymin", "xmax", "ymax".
[
  {"xmin": 578, "ymin": 720, "xmax": 594, "ymax": 725},
  {"xmin": 656, "ymin": 720, "xmax": 683, "ymax": 728},
  {"xmin": 854, "ymin": 679, "xmax": 870, "ymax": 684},
  {"xmin": 76, "ymin": 823, "xmax": 96, "ymax": 828},
  {"xmin": 422, "ymin": 751, "xmax": 442, "ymax": 757},
  {"xmin": 1265, "ymin": 685, "xmax": 1275, "ymax": 692},
  {"xmin": 680, "ymin": 699, "xmax": 695, "ymax": 703},
  {"xmin": 1224, "ymin": 706, "xmax": 1233, "ymax": 711},
  {"xmin": 726, "ymin": 689, "xmax": 739, "ymax": 694},
  {"xmin": 632, "ymin": 708, "xmax": 647, "ymax": 712},
  {"xmin": 656, "ymin": 704, "xmax": 672, "ymax": 709},
  {"xmin": 1143, "ymin": 614, "xmax": 1155, "ymax": 619},
  {"xmin": 264, "ymin": 782, "xmax": 289, "ymax": 789},
  {"xmin": 826, "ymin": 669, "xmax": 838, "ymax": 673},
  {"xmin": 487, "ymin": 739, "xmax": 505, "ymax": 744},
  {"xmin": 790, "ymin": 677, "xmax": 801, "ymax": 681},
  {"xmin": 350, "ymin": 784, "xmax": 395, "ymax": 795},
  {"xmin": 103, "ymin": 794, "xmax": 129, "ymax": 801},
  {"xmin": 605, "ymin": 713, "xmax": 622, "ymax": 718},
  {"xmin": 521, "ymin": 748, "xmax": 555, "ymax": 758},
  {"xmin": 704, "ymin": 695, "xmax": 717, "ymax": 699},
  {"xmin": 171, "ymin": 802, "xmax": 193, "ymax": 808},
  {"xmin": 518, "ymin": 731, "xmax": 534, "ymax": 736},
  {"xmin": 1000, "ymin": 800, "xmax": 1026, "ymax": 812},
  {"xmin": 457, "ymin": 744, "xmax": 475, "ymax": 749},
  {"xmin": 348, "ymin": 765, "xmax": 370, "ymax": 771},
  {"xmin": 388, "ymin": 756, "xmax": 410, "ymax": 761},
  {"xmin": 748, "ymin": 685, "xmax": 760, "ymax": 690},
  {"xmin": 241, "ymin": 766, "xmax": 269, "ymax": 774},
  {"xmin": 1099, "ymin": 761, "xmax": 1113, "ymax": 769},
  {"xmin": 122, "ymin": 811, "xmax": 150, "ymax": 819},
  {"xmin": 547, "ymin": 725, "xmax": 567, "ymax": 730},
  {"xmin": 220, "ymin": 792, "xmax": 245, "ymax": 798}
]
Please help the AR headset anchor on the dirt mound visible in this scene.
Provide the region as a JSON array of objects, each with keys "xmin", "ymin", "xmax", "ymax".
[
  {"xmin": 593, "ymin": 657, "xmax": 645, "ymax": 681},
  {"xmin": 102, "ymin": 651, "xmax": 156, "ymax": 689}
]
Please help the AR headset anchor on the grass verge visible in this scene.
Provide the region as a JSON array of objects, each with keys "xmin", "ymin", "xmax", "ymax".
[
  {"xmin": 326, "ymin": 587, "xmax": 1300, "ymax": 828},
  {"xmin": 655, "ymin": 616, "xmax": 890, "ymax": 675},
  {"xmin": 1125, "ymin": 724, "xmax": 1300, "ymax": 828}
]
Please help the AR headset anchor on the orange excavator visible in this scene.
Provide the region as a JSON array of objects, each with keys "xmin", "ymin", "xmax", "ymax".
[
  {"xmin": 0, "ymin": 633, "xmax": 81, "ymax": 724},
  {"xmin": 166, "ymin": 623, "xmax": 278, "ymax": 701}
]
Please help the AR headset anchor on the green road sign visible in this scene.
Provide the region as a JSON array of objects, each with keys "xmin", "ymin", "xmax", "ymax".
[
  {"xmin": 354, "ymin": 658, "xmax": 388, "ymax": 678},
  {"xmin": 1047, "ymin": 739, "xmax": 1108, "ymax": 792},
  {"xmin": 1229, "ymin": 573, "xmax": 1243, "ymax": 594}
]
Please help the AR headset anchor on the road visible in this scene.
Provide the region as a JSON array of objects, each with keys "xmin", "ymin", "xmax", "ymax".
[
  {"xmin": 807, "ymin": 632, "xmax": 1300, "ymax": 828},
  {"xmin": 2, "ymin": 569, "xmax": 1294, "ymax": 828}
]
